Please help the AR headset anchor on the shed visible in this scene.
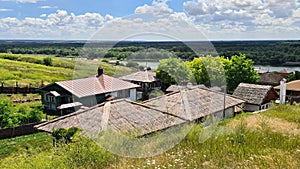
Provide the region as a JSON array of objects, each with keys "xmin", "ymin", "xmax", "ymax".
[
  {"xmin": 259, "ymin": 72, "xmax": 284, "ymax": 86},
  {"xmin": 233, "ymin": 83, "xmax": 279, "ymax": 112}
]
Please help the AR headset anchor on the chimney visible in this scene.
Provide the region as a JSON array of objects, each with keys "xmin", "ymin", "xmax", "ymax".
[
  {"xmin": 280, "ymin": 78, "xmax": 286, "ymax": 104},
  {"xmin": 97, "ymin": 67, "xmax": 103, "ymax": 77}
]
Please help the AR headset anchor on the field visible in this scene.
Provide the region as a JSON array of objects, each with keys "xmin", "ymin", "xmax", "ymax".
[
  {"xmin": 0, "ymin": 53, "xmax": 136, "ymax": 87},
  {"xmin": 0, "ymin": 104, "xmax": 299, "ymax": 168}
]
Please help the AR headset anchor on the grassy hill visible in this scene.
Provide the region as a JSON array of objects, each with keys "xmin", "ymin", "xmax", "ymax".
[
  {"xmin": 0, "ymin": 53, "xmax": 136, "ymax": 87},
  {"xmin": 0, "ymin": 104, "xmax": 299, "ymax": 168}
]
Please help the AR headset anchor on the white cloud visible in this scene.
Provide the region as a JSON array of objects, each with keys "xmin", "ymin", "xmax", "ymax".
[
  {"xmin": 0, "ymin": 10, "xmax": 113, "ymax": 39},
  {"xmin": 135, "ymin": 0, "xmax": 173, "ymax": 16},
  {"xmin": 39, "ymin": 6, "xmax": 58, "ymax": 9},
  {"xmin": 0, "ymin": 8, "xmax": 13, "ymax": 12}
]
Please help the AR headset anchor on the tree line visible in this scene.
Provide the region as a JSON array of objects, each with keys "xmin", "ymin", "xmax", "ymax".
[{"xmin": 1, "ymin": 40, "xmax": 300, "ymax": 66}]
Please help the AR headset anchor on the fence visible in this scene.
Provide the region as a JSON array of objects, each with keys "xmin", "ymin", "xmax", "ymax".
[
  {"xmin": 0, "ymin": 81, "xmax": 44, "ymax": 94},
  {"xmin": 0, "ymin": 122, "xmax": 44, "ymax": 140}
]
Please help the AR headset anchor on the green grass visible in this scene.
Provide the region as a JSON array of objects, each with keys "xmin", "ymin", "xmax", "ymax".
[
  {"xmin": 0, "ymin": 132, "xmax": 52, "ymax": 159},
  {"xmin": 0, "ymin": 55, "xmax": 136, "ymax": 87},
  {"xmin": 1, "ymin": 104, "xmax": 299, "ymax": 168}
]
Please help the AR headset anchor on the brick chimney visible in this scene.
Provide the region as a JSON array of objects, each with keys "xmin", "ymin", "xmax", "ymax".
[{"xmin": 97, "ymin": 67, "xmax": 104, "ymax": 77}]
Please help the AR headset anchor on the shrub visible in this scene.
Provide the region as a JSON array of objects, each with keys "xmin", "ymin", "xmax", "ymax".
[{"xmin": 43, "ymin": 57, "xmax": 53, "ymax": 66}]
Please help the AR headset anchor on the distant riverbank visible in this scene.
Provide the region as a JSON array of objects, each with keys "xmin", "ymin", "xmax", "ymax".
[{"xmin": 121, "ymin": 60, "xmax": 300, "ymax": 72}]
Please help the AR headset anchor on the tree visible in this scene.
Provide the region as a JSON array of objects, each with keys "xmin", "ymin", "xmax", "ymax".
[
  {"xmin": 222, "ymin": 54, "xmax": 259, "ymax": 93},
  {"xmin": 186, "ymin": 56, "xmax": 226, "ymax": 87},
  {"xmin": 0, "ymin": 99, "xmax": 17, "ymax": 128},
  {"xmin": 156, "ymin": 58, "xmax": 192, "ymax": 90}
]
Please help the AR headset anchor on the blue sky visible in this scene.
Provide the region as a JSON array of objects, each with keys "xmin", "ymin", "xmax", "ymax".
[{"xmin": 0, "ymin": 0, "xmax": 299, "ymax": 40}]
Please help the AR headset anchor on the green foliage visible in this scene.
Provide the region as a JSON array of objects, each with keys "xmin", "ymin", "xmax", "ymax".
[
  {"xmin": 222, "ymin": 54, "xmax": 259, "ymax": 93},
  {"xmin": 156, "ymin": 58, "xmax": 192, "ymax": 89},
  {"xmin": 0, "ymin": 133, "xmax": 116, "ymax": 169},
  {"xmin": 52, "ymin": 127, "xmax": 79, "ymax": 144},
  {"xmin": 0, "ymin": 99, "xmax": 45, "ymax": 128},
  {"xmin": 43, "ymin": 57, "xmax": 53, "ymax": 66},
  {"xmin": 287, "ymin": 71, "xmax": 300, "ymax": 82},
  {"xmin": 186, "ymin": 56, "xmax": 226, "ymax": 86}
]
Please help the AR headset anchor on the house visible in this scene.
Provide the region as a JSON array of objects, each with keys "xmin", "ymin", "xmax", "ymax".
[
  {"xmin": 274, "ymin": 80, "xmax": 300, "ymax": 103},
  {"xmin": 259, "ymin": 72, "xmax": 284, "ymax": 86},
  {"xmin": 119, "ymin": 70, "xmax": 160, "ymax": 99},
  {"xmin": 233, "ymin": 83, "xmax": 279, "ymax": 112},
  {"xmin": 35, "ymin": 99, "xmax": 186, "ymax": 137},
  {"xmin": 38, "ymin": 67, "xmax": 139, "ymax": 115},
  {"xmin": 143, "ymin": 87, "xmax": 245, "ymax": 121}
]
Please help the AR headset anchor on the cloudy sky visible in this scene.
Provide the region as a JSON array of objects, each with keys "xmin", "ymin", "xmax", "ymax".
[{"xmin": 0, "ymin": 0, "xmax": 299, "ymax": 40}]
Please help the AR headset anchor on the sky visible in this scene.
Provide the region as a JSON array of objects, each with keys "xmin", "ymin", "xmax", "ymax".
[{"xmin": 0, "ymin": 0, "xmax": 299, "ymax": 40}]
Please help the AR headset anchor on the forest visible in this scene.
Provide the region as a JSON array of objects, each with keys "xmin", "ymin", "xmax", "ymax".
[{"xmin": 1, "ymin": 40, "xmax": 300, "ymax": 66}]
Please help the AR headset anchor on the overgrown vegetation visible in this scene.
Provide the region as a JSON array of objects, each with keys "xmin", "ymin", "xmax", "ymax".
[
  {"xmin": 0, "ymin": 104, "xmax": 299, "ymax": 168},
  {"xmin": 0, "ymin": 99, "xmax": 45, "ymax": 128}
]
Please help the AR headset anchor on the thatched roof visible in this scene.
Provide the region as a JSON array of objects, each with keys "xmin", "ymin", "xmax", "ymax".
[
  {"xmin": 259, "ymin": 72, "xmax": 283, "ymax": 85},
  {"xmin": 143, "ymin": 87, "xmax": 245, "ymax": 121},
  {"xmin": 35, "ymin": 99, "xmax": 186, "ymax": 137},
  {"xmin": 233, "ymin": 83, "xmax": 278, "ymax": 105},
  {"xmin": 119, "ymin": 71, "xmax": 157, "ymax": 83},
  {"xmin": 274, "ymin": 80, "xmax": 300, "ymax": 92}
]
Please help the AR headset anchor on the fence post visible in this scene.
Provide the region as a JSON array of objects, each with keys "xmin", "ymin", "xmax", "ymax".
[
  {"xmin": 1, "ymin": 81, "xmax": 3, "ymax": 93},
  {"xmin": 15, "ymin": 81, "xmax": 18, "ymax": 94}
]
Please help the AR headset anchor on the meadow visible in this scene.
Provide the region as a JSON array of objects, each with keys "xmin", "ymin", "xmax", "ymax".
[
  {"xmin": 0, "ymin": 104, "xmax": 299, "ymax": 168},
  {"xmin": 0, "ymin": 53, "xmax": 136, "ymax": 87}
]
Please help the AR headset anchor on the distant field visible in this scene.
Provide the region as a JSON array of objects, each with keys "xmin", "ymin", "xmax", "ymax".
[
  {"xmin": 0, "ymin": 104, "xmax": 299, "ymax": 168},
  {"xmin": 0, "ymin": 53, "xmax": 136, "ymax": 87}
]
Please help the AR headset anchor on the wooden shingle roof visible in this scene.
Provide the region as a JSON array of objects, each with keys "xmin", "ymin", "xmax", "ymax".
[
  {"xmin": 119, "ymin": 71, "xmax": 157, "ymax": 83},
  {"xmin": 143, "ymin": 87, "xmax": 245, "ymax": 121},
  {"xmin": 233, "ymin": 83, "xmax": 278, "ymax": 105},
  {"xmin": 259, "ymin": 72, "xmax": 283, "ymax": 85},
  {"xmin": 35, "ymin": 99, "xmax": 186, "ymax": 137}
]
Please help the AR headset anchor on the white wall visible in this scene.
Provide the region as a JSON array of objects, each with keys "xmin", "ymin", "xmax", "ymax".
[{"xmin": 129, "ymin": 88, "xmax": 137, "ymax": 101}]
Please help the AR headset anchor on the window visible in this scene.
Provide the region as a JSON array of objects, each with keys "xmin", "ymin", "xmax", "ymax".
[{"xmin": 117, "ymin": 89, "xmax": 130, "ymax": 98}]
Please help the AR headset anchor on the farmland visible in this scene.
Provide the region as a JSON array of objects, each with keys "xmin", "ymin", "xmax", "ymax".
[{"xmin": 0, "ymin": 104, "xmax": 299, "ymax": 168}]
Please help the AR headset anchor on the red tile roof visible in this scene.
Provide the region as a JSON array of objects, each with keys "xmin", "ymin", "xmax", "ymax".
[{"xmin": 55, "ymin": 74, "xmax": 139, "ymax": 98}]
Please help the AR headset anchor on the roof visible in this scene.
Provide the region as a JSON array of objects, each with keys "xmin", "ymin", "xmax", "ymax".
[
  {"xmin": 274, "ymin": 80, "xmax": 300, "ymax": 92},
  {"xmin": 166, "ymin": 84, "xmax": 207, "ymax": 92},
  {"xmin": 279, "ymin": 68, "xmax": 293, "ymax": 74},
  {"xmin": 233, "ymin": 83, "xmax": 277, "ymax": 105},
  {"xmin": 259, "ymin": 72, "xmax": 283, "ymax": 85},
  {"xmin": 57, "ymin": 102, "xmax": 83, "ymax": 110},
  {"xmin": 143, "ymin": 87, "xmax": 245, "ymax": 121},
  {"xmin": 49, "ymin": 91, "xmax": 60, "ymax": 97},
  {"xmin": 35, "ymin": 99, "xmax": 186, "ymax": 137},
  {"xmin": 40, "ymin": 74, "xmax": 140, "ymax": 98},
  {"xmin": 119, "ymin": 71, "xmax": 157, "ymax": 83}
]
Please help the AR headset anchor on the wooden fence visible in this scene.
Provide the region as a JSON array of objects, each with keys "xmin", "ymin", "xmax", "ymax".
[
  {"xmin": 0, "ymin": 81, "xmax": 44, "ymax": 94},
  {"xmin": 0, "ymin": 122, "xmax": 44, "ymax": 140}
]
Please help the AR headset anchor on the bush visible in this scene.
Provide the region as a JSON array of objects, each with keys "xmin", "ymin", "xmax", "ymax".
[
  {"xmin": 43, "ymin": 57, "xmax": 53, "ymax": 66},
  {"xmin": 126, "ymin": 61, "xmax": 139, "ymax": 68}
]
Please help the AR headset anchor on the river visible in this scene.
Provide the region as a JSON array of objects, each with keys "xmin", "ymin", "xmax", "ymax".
[{"xmin": 121, "ymin": 61, "xmax": 300, "ymax": 72}]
